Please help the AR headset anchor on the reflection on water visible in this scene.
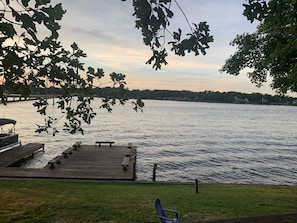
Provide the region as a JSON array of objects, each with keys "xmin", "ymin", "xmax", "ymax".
[{"xmin": 1, "ymin": 99, "xmax": 297, "ymax": 185}]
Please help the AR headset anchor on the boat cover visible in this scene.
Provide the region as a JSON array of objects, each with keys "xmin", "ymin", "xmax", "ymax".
[{"xmin": 0, "ymin": 118, "xmax": 17, "ymax": 126}]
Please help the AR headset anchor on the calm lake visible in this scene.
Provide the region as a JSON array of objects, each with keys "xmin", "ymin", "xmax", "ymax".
[{"xmin": 1, "ymin": 99, "xmax": 297, "ymax": 185}]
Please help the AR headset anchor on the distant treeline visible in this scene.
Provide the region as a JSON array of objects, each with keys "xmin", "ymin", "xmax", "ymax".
[
  {"xmin": 124, "ymin": 89, "xmax": 297, "ymax": 105},
  {"xmin": 32, "ymin": 87, "xmax": 297, "ymax": 105}
]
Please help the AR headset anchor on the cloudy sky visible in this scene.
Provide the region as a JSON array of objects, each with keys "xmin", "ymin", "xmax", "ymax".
[{"xmin": 50, "ymin": 0, "xmax": 276, "ymax": 94}]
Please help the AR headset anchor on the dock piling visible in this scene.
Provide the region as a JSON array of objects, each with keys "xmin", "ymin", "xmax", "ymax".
[
  {"xmin": 152, "ymin": 163, "xmax": 157, "ymax": 182},
  {"xmin": 195, "ymin": 179, "xmax": 199, "ymax": 193}
]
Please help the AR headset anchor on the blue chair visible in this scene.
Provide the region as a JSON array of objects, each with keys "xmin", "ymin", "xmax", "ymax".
[{"xmin": 155, "ymin": 198, "xmax": 180, "ymax": 223}]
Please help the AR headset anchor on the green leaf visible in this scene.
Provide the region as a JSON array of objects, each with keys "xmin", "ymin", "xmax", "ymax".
[
  {"xmin": 33, "ymin": 11, "xmax": 46, "ymax": 24},
  {"xmin": 146, "ymin": 49, "xmax": 168, "ymax": 70},
  {"xmin": 9, "ymin": 6, "xmax": 21, "ymax": 22},
  {"xmin": 0, "ymin": 22, "xmax": 16, "ymax": 38},
  {"xmin": 21, "ymin": 0, "xmax": 30, "ymax": 7},
  {"xmin": 71, "ymin": 42, "xmax": 78, "ymax": 50},
  {"xmin": 35, "ymin": 0, "xmax": 51, "ymax": 7},
  {"xmin": 23, "ymin": 37, "xmax": 36, "ymax": 45},
  {"xmin": 41, "ymin": 3, "xmax": 65, "ymax": 21},
  {"xmin": 87, "ymin": 67, "xmax": 95, "ymax": 75},
  {"xmin": 20, "ymin": 13, "xmax": 37, "ymax": 32},
  {"xmin": 95, "ymin": 68, "xmax": 104, "ymax": 78}
]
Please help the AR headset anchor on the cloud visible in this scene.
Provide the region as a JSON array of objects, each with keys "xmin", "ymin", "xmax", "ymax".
[{"xmin": 48, "ymin": 0, "xmax": 275, "ymax": 95}]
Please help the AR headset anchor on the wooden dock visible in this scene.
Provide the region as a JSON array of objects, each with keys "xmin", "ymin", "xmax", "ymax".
[
  {"xmin": 0, "ymin": 142, "xmax": 137, "ymax": 181},
  {"xmin": 2, "ymin": 93, "xmax": 54, "ymax": 103},
  {"xmin": 0, "ymin": 143, "xmax": 44, "ymax": 167}
]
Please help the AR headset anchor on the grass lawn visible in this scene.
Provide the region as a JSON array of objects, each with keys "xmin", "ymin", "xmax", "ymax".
[{"xmin": 0, "ymin": 179, "xmax": 296, "ymax": 223}]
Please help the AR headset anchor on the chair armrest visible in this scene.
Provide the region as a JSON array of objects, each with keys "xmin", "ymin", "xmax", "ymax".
[
  {"xmin": 163, "ymin": 208, "xmax": 179, "ymax": 218},
  {"xmin": 159, "ymin": 215, "xmax": 178, "ymax": 223}
]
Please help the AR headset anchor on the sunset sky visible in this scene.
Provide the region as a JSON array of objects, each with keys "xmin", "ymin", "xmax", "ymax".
[{"xmin": 50, "ymin": 0, "xmax": 278, "ymax": 95}]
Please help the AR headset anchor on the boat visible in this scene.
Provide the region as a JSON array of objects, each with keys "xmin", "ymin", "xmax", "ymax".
[{"xmin": 0, "ymin": 118, "xmax": 20, "ymax": 153}]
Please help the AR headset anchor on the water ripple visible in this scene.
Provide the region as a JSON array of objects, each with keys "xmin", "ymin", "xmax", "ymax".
[{"xmin": 2, "ymin": 100, "xmax": 297, "ymax": 185}]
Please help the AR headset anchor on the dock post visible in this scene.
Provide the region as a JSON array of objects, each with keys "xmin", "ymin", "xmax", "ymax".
[
  {"xmin": 152, "ymin": 163, "xmax": 157, "ymax": 182},
  {"xmin": 195, "ymin": 179, "xmax": 199, "ymax": 193}
]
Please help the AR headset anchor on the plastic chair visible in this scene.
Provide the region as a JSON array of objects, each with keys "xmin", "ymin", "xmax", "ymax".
[{"xmin": 155, "ymin": 198, "xmax": 180, "ymax": 223}]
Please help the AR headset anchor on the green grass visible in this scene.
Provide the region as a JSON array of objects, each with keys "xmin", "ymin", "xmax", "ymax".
[{"xmin": 0, "ymin": 180, "xmax": 296, "ymax": 223}]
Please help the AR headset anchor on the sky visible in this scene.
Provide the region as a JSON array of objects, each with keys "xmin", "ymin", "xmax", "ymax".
[{"xmin": 50, "ymin": 0, "xmax": 277, "ymax": 95}]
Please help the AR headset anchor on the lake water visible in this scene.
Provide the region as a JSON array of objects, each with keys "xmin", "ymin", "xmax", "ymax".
[{"xmin": 1, "ymin": 99, "xmax": 297, "ymax": 185}]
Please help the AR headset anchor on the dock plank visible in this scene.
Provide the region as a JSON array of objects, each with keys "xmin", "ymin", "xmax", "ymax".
[
  {"xmin": 0, "ymin": 143, "xmax": 44, "ymax": 167},
  {"xmin": 0, "ymin": 144, "xmax": 137, "ymax": 181}
]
